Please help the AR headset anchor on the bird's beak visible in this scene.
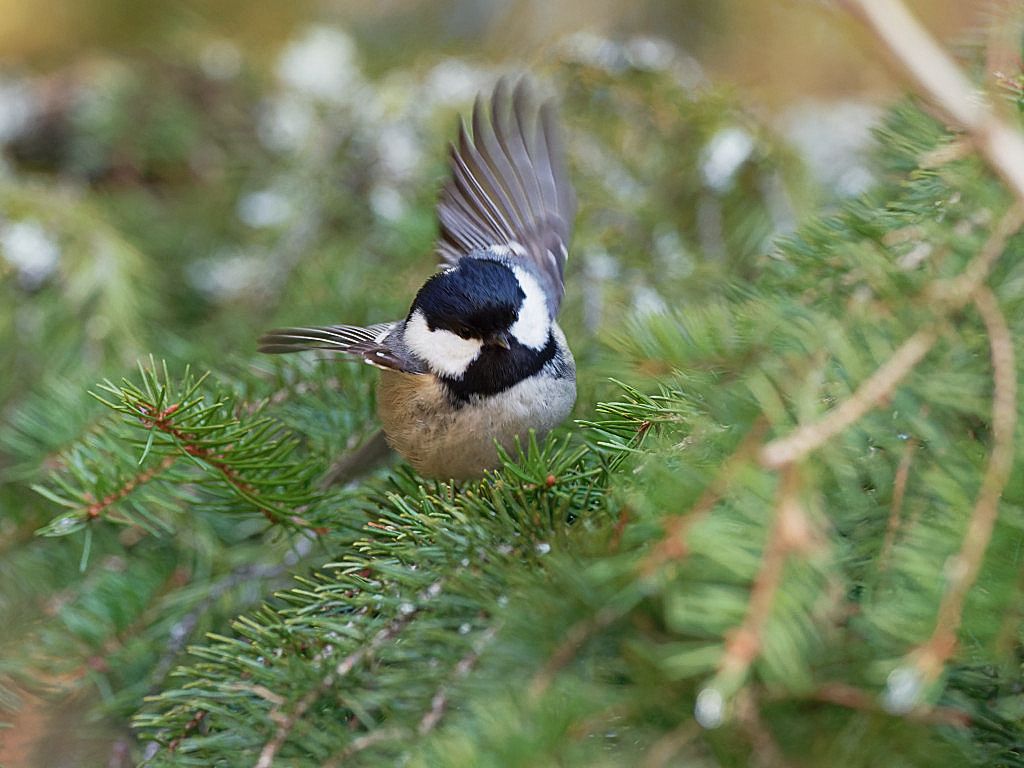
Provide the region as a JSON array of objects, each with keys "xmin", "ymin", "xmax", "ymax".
[{"xmin": 486, "ymin": 331, "xmax": 512, "ymax": 350}]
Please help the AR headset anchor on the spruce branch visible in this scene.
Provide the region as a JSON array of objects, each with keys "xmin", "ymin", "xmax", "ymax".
[
  {"xmin": 136, "ymin": 432, "xmax": 613, "ymax": 763},
  {"xmin": 80, "ymin": 455, "xmax": 178, "ymax": 522},
  {"xmin": 102, "ymin": 367, "xmax": 310, "ymax": 528},
  {"xmin": 760, "ymin": 202, "xmax": 1024, "ymax": 469},
  {"xmin": 417, "ymin": 625, "xmax": 498, "ymax": 736},
  {"xmin": 711, "ymin": 466, "xmax": 816, "ymax": 698},
  {"xmin": 254, "ymin": 579, "xmax": 444, "ymax": 768},
  {"xmin": 34, "ymin": 359, "xmax": 325, "ymax": 542},
  {"xmin": 759, "ymin": 327, "xmax": 938, "ymax": 469},
  {"xmin": 642, "ymin": 418, "xmax": 767, "ymax": 574},
  {"xmin": 838, "ymin": 0, "xmax": 1024, "ymax": 202},
  {"xmin": 912, "ymin": 286, "xmax": 1017, "ymax": 682},
  {"xmin": 16, "ymin": 44, "xmax": 1024, "ymax": 767}
]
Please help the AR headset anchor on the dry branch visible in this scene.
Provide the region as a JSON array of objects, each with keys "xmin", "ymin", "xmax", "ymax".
[
  {"xmin": 761, "ymin": 202, "xmax": 1024, "ymax": 469},
  {"xmin": 718, "ymin": 466, "xmax": 810, "ymax": 683},
  {"xmin": 759, "ymin": 328, "xmax": 938, "ymax": 469},
  {"xmin": 877, "ymin": 437, "xmax": 917, "ymax": 572},
  {"xmin": 838, "ymin": 0, "xmax": 1024, "ymax": 202},
  {"xmin": 915, "ymin": 287, "xmax": 1017, "ymax": 679}
]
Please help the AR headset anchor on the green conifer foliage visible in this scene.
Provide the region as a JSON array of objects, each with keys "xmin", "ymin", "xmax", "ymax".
[{"xmin": 3, "ymin": 27, "xmax": 1024, "ymax": 768}]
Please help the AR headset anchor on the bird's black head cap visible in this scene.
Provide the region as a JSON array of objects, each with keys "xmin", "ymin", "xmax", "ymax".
[{"xmin": 410, "ymin": 258, "xmax": 523, "ymax": 339}]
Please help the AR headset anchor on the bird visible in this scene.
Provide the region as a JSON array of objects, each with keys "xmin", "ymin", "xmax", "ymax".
[{"xmin": 258, "ymin": 78, "xmax": 577, "ymax": 481}]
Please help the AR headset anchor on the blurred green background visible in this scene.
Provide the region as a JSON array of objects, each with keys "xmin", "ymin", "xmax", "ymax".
[
  {"xmin": 0, "ymin": 0, "xmax": 985, "ymax": 103},
  {"xmin": 0, "ymin": 0, "xmax": 990, "ymax": 765}
]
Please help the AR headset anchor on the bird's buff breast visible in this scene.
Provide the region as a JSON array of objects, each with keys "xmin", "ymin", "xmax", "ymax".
[{"xmin": 376, "ymin": 356, "xmax": 575, "ymax": 481}]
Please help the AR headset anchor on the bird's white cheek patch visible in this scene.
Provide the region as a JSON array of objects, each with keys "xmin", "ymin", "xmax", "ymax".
[
  {"xmin": 405, "ymin": 310, "xmax": 482, "ymax": 378},
  {"xmin": 510, "ymin": 267, "xmax": 550, "ymax": 350}
]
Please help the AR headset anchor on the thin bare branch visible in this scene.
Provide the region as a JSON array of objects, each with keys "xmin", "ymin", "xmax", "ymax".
[
  {"xmin": 418, "ymin": 625, "xmax": 498, "ymax": 735},
  {"xmin": 760, "ymin": 329, "xmax": 937, "ymax": 469},
  {"xmin": 877, "ymin": 437, "xmax": 918, "ymax": 572},
  {"xmin": 809, "ymin": 683, "xmax": 970, "ymax": 727},
  {"xmin": 915, "ymin": 287, "xmax": 1017, "ymax": 679},
  {"xmin": 761, "ymin": 202, "xmax": 1024, "ymax": 469},
  {"xmin": 838, "ymin": 0, "xmax": 1024, "ymax": 202},
  {"xmin": 718, "ymin": 466, "xmax": 812, "ymax": 683},
  {"xmin": 529, "ymin": 605, "xmax": 624, "ymax": 699}
]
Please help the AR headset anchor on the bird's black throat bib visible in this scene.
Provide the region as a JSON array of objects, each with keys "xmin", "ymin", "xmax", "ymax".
[{"xmin": 442, "ymin": 331, "xmax": 557, "ymax": 403}]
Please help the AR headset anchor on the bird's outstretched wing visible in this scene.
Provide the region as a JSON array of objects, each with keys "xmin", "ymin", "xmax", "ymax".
[
  {"xmin": 258, "ymin": 323, "xmax": 427, "ymax": 373},
  {"xmin": 436, "ymin": 78, "xmax": 576, "ymax": 317}
]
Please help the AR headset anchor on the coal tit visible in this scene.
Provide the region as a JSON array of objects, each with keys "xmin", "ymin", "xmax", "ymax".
[{"xmin": 259, "ymin": 79, "xmax": 576, "ymax": 480}]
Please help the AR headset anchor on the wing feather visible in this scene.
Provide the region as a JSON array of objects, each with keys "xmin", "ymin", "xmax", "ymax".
[
  {"xmin": 436, "ymin": 77, "xmax": 576, "ymax": 316},
  {"xmin": 473, "ymin": 87, "xmax": 532, "ymax": 234},
  {"xmin": 449, "ymin": 139, "xmax": 509, "ymax": 243},
  {"xmin": 258, "ymin": 323, "xmax": 426, "ymax": 374}
]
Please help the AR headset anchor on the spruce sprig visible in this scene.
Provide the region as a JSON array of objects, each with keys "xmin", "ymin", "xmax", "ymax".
[{"xmin": 34, "ymin": 358, "xmax": 324, "ymax": 549}]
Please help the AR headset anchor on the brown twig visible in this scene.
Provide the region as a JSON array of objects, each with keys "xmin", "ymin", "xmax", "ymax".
[
  {"xmin": 254, "ymin": 580, "xmax": 444, "ymax": 768},
  {"xmin": 642, "ymin": 419, "xmax": 768, "ymax": 574},
  {"xmin": 761, "ymin": 202, "xmax": 1024, "ymax": 470},
  {"xmin": 914, "ymin": 287, "xmax": 1017, "ymax": 680},
  {"xmin": 808, "ymin": 682, "xmax": 970, "ymax": 727},
  {"xmin": 167, "ymin": 710, "xmax": 206, "ymax": 752},
  {"xmin": 877, "ymin": 437, "xmax": 918, "ymax": 572},
  {"xmin": 418, "ymin": 625, "xmax": 499, "ymax": 735},
  {"xmin": 759, "ymin": 329, "xmax": 938, "ymax": 469},
  {"xmin": 838, "ymin": 0, "xmax": 1024, "ymax": 203},
  {"xmin": 80, "ymin": 454, "xmax": 177, "ymax": 521},
  {"xmin": 734, "ymin": 689, "xmax": 795, "ymax": 768},
  {"xmin": 529, "ymin": 605, "xmax": 623, "ymax": 699},
  {"xmin": 135, "ymin": 400, "xmax": 311, "ymax": 527},
  {"xmin": 717, "ymin": 466, "xmax": 811, "ymax": 684}
]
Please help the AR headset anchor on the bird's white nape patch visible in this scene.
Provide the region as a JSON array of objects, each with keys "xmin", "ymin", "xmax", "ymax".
[
  {"xmin": 404, "ymin": 309, "xmax": 482, "ymax": 378},
  {"xmin": 509, "ymin": 267, "xmax": 550, "ymax": 350},
  {"xmin": 487, "ymin": 241, "xmax": 528, "ymax": 259}
]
